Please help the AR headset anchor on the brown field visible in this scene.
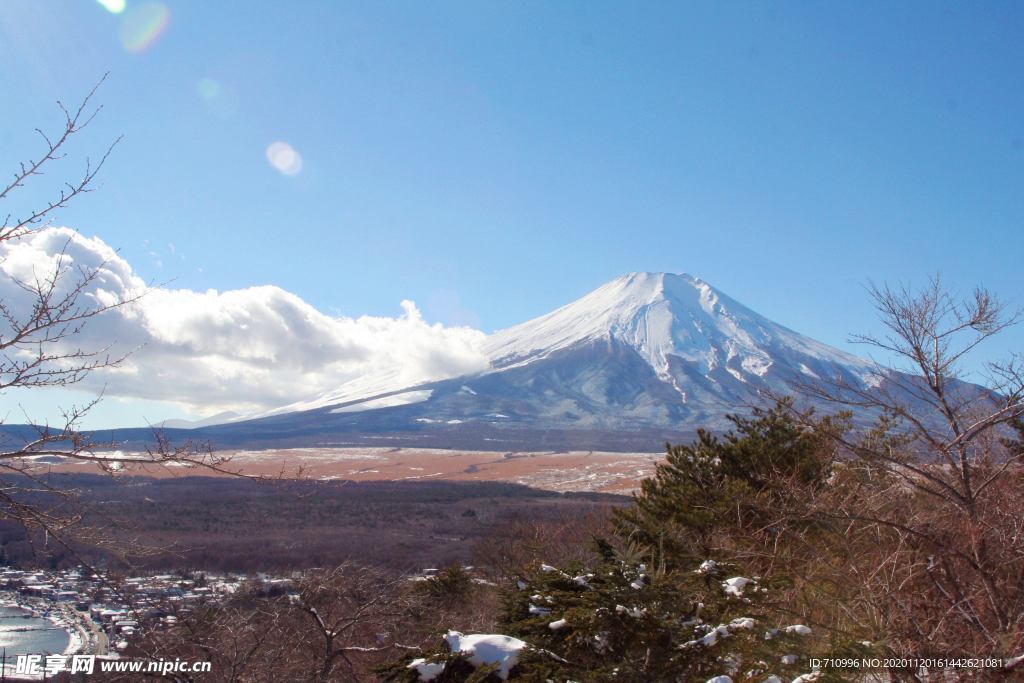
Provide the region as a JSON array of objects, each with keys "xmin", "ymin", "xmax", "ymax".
[
  {"xmin": 46, "ymin": 447, "xmax": 665, "ymax": 494},
  {"xmin": 7, "ymin": 449, "xmax": 662, "ymax": 571}
]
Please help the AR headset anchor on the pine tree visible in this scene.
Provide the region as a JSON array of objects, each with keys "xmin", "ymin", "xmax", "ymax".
[
  {"xmin": 383, "ymin": 555, "xmax": 822, "ymax": 681},
  {"xmin": 616, "ymin": 400, "xmax": 840, "ymax": 570},
  {"xmin": 381, "ymin": 402, "xmax": 861, "ymax": 682}
]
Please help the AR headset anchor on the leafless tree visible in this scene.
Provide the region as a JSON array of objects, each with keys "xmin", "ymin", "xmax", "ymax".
[
  {"xmin": 112, "ymin": 565, "xmax": 432, "ymax": 682},
  {"xmin": 0, "ymin": 77, "xmax": 250, "ymax": 566},
  {"xmin": 797, "ymin": 276, "xmax": 1024, "ymax": 677},
  {"xmin": 471, "ymin": 510, "xmax": 612, "ymax": 582}
]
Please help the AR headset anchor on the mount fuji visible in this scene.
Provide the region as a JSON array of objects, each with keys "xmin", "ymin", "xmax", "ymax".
[{"xmin": 170, "ymin": 272, "xmax": 887, "ymax": 451}]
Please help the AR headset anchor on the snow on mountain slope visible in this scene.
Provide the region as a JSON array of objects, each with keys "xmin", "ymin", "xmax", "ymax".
[
  {"xmin": 328, "ymin": 389, "xmax": 433, "ymax": 414},
  {"xmin": 158, "ymin": 411, "xmax": 244, "ymax": 430},
  {"xmin": 248, "ymin": 368, "xmax": 432, "ymax": 419},
  {"xmin": 486, "ymin": 272, "xmax": 876, "ymax": 388}
]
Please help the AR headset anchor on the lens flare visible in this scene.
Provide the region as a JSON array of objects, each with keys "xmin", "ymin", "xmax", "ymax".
[
  {"xmin": 266, "ymin": 142, "xmax": 303, "ymax": 176},
  {"xmin": 97, "ymin": 0, "xmax": 126, "ymax": 14},
  {"xmin": 118, "ymin": 2, "xmax": 171, "ymax": 53}
]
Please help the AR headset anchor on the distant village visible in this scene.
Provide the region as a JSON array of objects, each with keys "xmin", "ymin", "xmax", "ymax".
[{"xmin": 0, "ymin": 566, "xmax": 298, "ymax": 657}]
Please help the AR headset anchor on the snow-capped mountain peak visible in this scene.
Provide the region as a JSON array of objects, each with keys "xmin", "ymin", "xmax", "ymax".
[{"xmin": 485, "ymin": 271, "xmax": 872, "ymax": 386}]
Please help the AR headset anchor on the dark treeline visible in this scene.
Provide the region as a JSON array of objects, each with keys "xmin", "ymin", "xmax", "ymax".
[{"xmin": 0, "ymin": 476, "xmax": 623, "ymax": 573}]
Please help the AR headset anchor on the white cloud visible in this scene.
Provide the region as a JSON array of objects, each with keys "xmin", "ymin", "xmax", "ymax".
[{"xmin": 0, "ymin": 227, "xmax": 489, "ymax": 415}]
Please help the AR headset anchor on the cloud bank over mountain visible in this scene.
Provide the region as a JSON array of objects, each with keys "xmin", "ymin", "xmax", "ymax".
[{"xmin": 0, "ymin": 228, "xmax": 488, "ymax": 413}]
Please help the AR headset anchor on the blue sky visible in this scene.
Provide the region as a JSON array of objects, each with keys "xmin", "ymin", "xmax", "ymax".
[{"xmin": 2, "ymin": 1, "xmax": 1022, "ymax": 426}]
